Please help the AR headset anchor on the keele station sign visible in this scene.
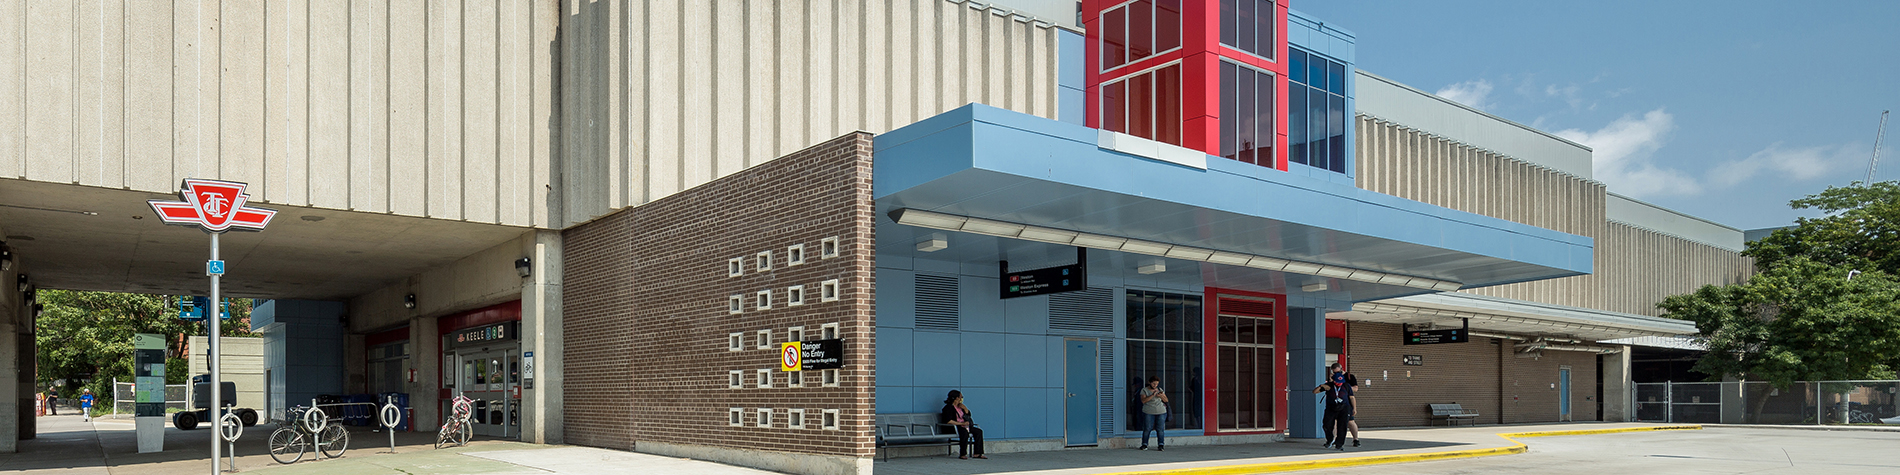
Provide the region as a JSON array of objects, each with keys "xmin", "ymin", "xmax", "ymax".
[
  {"xmin": 999, "ymin": 248, "xmax": 1088, "ymax": 299},
  {"xmin": 451, "ymin": 321, "xmax": 519, "ymax": 349}
]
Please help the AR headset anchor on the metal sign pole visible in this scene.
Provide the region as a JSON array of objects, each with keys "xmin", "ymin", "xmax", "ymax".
[{"xmin": 209, "ymin": 232, "xmax": 221, "ymax": 475}]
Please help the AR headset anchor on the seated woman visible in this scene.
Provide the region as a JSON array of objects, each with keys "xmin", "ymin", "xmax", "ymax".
[{"xmin": 940, "ymin": 390, "xmax": 987, "ymax": 459}]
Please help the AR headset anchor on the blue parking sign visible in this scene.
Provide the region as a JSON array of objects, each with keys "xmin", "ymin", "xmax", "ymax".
[{"xmin": 207, "ymin": 260, "xmax": 225, "ymax": 276}]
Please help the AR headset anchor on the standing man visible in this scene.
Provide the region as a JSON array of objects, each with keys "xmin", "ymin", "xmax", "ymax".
[
  {"xmin": 80, "ymin": 389, "xmax": 96, "ymax": 422},
  {"xmin": 45, "ymin": 387, "xmax": 58, "ymax": 415},
  {"xmin": 1312, "ymin": 363, "xmax": 1355, "ymax": 451}
]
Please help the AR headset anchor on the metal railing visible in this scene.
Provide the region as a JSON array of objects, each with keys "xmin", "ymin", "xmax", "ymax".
[
  {"xmin": 1634, "ymin": 380, "xmax": 1899, "ymax": 425},
  {"xmin": 108, "ymin": 381, "xmax": 188, "ymax": 418}
]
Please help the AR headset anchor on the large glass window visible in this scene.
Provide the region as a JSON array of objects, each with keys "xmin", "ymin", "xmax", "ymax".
[
  {"xmin": 1219, "ymin": 60, "xmax": 1275, "ymax": 167},
  {"xmin": 1101, "ymin": 63, "xmax": 1183, "ymax": 146},
  {"xmin": 1125, "ymin": 290, "xmax": 1203, "ymax": 431},
  {"xmin": 1101, "ymin": 0, "xmax": 1183, "ymax": 72},
  {"xmin": 1220, "ymin": 0, "xmax": 1276, "ymax": 61},
  {"xmin": 1288, "ymin": 47, "xmax": 1347, "ymax": 173},
  {"xmin": 1214, "ymin": 295, "xmax": 1276, "ymax": 431}
]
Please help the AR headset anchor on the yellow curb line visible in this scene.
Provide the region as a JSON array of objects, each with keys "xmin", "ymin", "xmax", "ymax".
[{"xmin": 1089, "ymin": 425, "xmax": 1703, "ymax": 475}]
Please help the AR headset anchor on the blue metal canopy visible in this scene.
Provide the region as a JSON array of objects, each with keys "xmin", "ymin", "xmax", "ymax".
[{"xmin": 873, "ymin": 104, "xmax": 1591, "ymax": 304}]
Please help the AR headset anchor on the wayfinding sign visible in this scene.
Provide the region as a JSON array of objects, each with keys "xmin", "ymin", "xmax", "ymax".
[
  {"xmin": 999, "ymin": 248, "xmax": 1089, "ymax": 299},
  {"xmin": 1403, "ymin": 319, "xmax": 1469, "ymax": 345}
]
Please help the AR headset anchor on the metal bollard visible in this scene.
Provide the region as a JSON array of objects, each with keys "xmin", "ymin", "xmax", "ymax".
[
  {"xmin": 220, "ymin": 410, "xmax": 243, "ymax": 472},
  {"xmin": 381, "ymin": 397, "xmax": 402, "ymax": 454}
]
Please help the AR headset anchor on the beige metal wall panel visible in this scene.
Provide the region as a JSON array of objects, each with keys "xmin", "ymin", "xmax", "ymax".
[
  {"xmin": 310, "ymin": 0, "xmax": 351, "ymax": 208},
  {"xmin": 79, "ymin": 0, "xmax": 127, "ymax": 188},
  {"xmin": 558, "ymin": 0, "xmax": 1065, "ymax": 226},
  {"xmin": 347, "ymin": 0, "xmax": 389, "ymax": 212},
  {"xmin": 222, "ymin": 0, "xmax": 264, "ymax": 189},
  {"xmin": 464, "ymin": 0, "xmax": 500, "ymax": 223},
  {"xmin": 388, "ymin": 0, "xmax": 429, "ymax": 217},
  {"xmin": 0, "ymin": 0, "xmax": 21, "ymax": 178},
  {"xmin": 2, "ymin": 0, "xmax": 552, "ymax": 225},
  {"xmin": 26, "ymin": 1, "xmax": 75, "ymax": 183}
]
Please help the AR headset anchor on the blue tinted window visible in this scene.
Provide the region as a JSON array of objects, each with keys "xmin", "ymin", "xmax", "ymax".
[
  {"xmin": 1289, "ymin": 49, "xmax": 1306, "ymax": 85},
  {"xmin": 1328, "ymin": 94, "xmax": 1346, "ymax": 173},
  {"xmin": 1327, "ymin": 61, "xmax": 1345, "ymax": 95},
  {"xmin": 1288, "ymin": 84, "xmax": 1306, "ymax": 165},
  {"xmin": 1221, "ymin": 62, "xmax": 1238, "ymax": 160},
  {"xmin": 1309, "ymin": 88, "xmax": 1327, "ymax": 170}
]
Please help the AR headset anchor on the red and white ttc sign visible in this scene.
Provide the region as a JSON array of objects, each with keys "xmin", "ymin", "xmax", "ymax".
[{"xmin": 148, "ymin": 179, "xmax": 276, "ymax": 232}]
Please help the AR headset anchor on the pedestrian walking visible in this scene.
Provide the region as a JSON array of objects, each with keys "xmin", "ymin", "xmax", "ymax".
[
  {"xmin": 1343, "ymin": 372, "xmax": 1362, "ymax": 447},
  {"xmin": 45, "ymin": 388, "xmax": 57, "ymax": 415},
  {"xmin": 80, "ymin": 389, "xmax": 96, "ymax": 422},
  {"xmin": 1312, "ymin": 363, "xmax": 1355, "ymax": 450},
  {"xmin": 940, "ymin": 390, "xmax": 987, "ymax": 459},
  {"xmin": 1138, "ymin": 376, "xmax": 1170, "ymax": 451}
]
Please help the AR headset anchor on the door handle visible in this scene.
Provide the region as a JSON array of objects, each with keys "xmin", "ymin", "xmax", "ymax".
[{"xmin": 1067, "ymin": 393, "xmax": 1074, "ymax": 398}]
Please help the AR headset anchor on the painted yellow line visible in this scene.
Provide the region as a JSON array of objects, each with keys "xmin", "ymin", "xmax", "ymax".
[{"xmin": 1090, "ymin": 425, "xmax": 1702, "ymax": 475}]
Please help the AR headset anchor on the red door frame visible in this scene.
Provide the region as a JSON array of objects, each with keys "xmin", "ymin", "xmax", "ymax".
[
  {"xmin": 434, "ymin": 300, "xmax": 523, "ymax": 422},
  {"xmin": 1202, "ymin": 286, "xmax": 1288, "ymax": 435}
]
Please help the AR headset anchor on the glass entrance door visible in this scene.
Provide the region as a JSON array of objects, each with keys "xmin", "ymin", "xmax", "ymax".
[{"xmin": 456, "ymin": 349, "xmax": 518, "ymax": 438}]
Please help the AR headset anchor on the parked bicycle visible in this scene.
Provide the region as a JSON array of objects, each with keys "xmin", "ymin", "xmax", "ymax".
[
  {"xmin": 268, "ymin": 405, "xmax": 350, "ymax": 464},
  {"xmin": 436, "ymin": 395, "xmax": 475, "ymax": 449}
]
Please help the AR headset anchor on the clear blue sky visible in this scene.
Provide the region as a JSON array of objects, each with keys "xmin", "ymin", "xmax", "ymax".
[{"xmin": 1293, "ymin": 0, "xmax": 1900, "ymax": 231}]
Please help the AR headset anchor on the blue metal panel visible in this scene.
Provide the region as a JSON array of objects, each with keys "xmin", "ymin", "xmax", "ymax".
[
  {"xmin": 914, "ymin": 257, "xmax": 962, "ymax": 275},
  {"xmin": 877, "ymin": 269, "xmax": 916, "ymax": 328},
  {"xmin": 1560, "ymin": 369, "xmax": 1572, "ymax": 417},
  {"xmin": 1286, "ymin": 308, "xmax": 1326, "ymax": 439},
  {"xmin": 876, "ymin": 248, "xmax": 914, "ymax": 271},
  {"xmin": 1046, "ymin": 388, "xmax": 1067, "ymax": 438},
  {"xmin": 960, "ymin": 275, "xmax": 1006, "ymax": 332},
  {"xmin": 960, "ymin": 332, "xmax": 1008, "ymax": 387},
  {"xmin": 878, "ymin": 327, "xmax": 916, "ymax": 387},
  {"xmin": 1004, "ymin": 334, "xmax": 1049, "ymax": 388},
  {"xmin": 877, "ymin": 385, "xmax": 914, "ymax": 414},
  {"xmin": 1058, "ymin": 30, "xmax": 1084, "ymax": 90},
  {"xmin": 1060, "ymin": 87, "xmax": 1086, "ymax": 126},
  {"xmin": 1003, "ymin": 295, "xmax": 1050, "ymax": 335},
  {"xmin": 1005, "ymin": 387, "xmax": 1050, "ymax": 439},
  {"xmin": 915, "ymin": 387, "xmax": 957, "ymax": 416},
  {"xmin": 1063, "ymin": 339, "xmax": 1099, "ymax": 446},
  {"xmin": 914, "ymin": 331, "xmax": 963, "ymax": 387},
  {"xmin": 961, "ymin": 387, "xmax": 1006, "ymax": 426}
]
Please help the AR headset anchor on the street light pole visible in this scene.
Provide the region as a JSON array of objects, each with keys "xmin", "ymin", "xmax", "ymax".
[{"xmin": 209, "ymin": 232, "xmax": 221, "ymax": 474}]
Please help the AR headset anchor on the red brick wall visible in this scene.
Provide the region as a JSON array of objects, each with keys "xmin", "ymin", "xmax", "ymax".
[
  {"xmin": 1344, "ymin": 321, "xmax": 1598, "ymax": 427},
  {"xmin": 562, "ymin": 133, "xmax": 878, "ymax": 458}
]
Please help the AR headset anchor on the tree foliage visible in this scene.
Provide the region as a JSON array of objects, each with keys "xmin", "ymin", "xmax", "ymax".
[
  {"xmin": 1659, "ymin": 181, "xmax": 1900, "ymax": 388},
  {"xmin": 35, "ymin": 290, "xmax": 255, "ymax": 402}
]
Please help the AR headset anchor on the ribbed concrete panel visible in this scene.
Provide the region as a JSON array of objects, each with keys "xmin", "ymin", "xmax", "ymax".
[
  {"xmin": 1356, "ymin": 116, "xmax": 1605, "ymax": 309},
  {"xmin": 559, "ymin": 0, "xmax": 1067, "ymax": 227},
  {"xmin": 1601, "ymin": 222, "xmax": 1753, "ymax": 317},
  {"xmin": 0, "ymin": 0, "xmax": 553, "ymax": 227}
]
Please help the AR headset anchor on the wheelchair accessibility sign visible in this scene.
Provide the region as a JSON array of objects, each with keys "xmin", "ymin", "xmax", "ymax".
[{"xmin": 207, "ymin": 260, "xmax": 225, "ymax": 276}]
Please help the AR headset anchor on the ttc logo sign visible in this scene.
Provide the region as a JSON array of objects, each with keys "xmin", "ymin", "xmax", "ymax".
[{"xmin": 148, "ymin": 179, "xmax": 277, "ymax": 232}]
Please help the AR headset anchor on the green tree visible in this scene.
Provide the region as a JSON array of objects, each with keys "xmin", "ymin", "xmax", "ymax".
[
  {"xmin": 1658, "ymin": 181, "xmax": 1900, "ymax": 423},
  {"xmin": 35, "ymin": 290, "xmax": 256, "ymax": 405}
]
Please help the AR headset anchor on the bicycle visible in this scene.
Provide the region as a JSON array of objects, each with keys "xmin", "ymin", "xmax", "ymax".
[
  {"xmin": 268, "ymin": 405, "xmax": 350, "ymax": 464},
  {"xmin": 436, "ymin": 395, "xmax": 475, "ymax": 449}
]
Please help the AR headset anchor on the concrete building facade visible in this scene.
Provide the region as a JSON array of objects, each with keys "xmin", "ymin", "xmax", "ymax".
[{"xmin": 0, "ymin": 1, "xmax": 1756, "ymax": 472}]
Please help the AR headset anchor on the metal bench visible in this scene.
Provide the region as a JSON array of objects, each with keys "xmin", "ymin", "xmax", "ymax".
[
  {"xmin": 875, "ymin": 413, "xmax": 957, "ymax": 461},
  {"xmin": 1429, "ymin": 403, "xmax": 1481, "ymax": 426}
]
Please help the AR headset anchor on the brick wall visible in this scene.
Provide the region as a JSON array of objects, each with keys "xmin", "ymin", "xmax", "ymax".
[
  {"xmin": 562, "ymin": 133, "xmax": 877, "ymax": 459},
  {"xmin": 1344, "ymin": 322, "xmax": 1598, "ymax": 427}
]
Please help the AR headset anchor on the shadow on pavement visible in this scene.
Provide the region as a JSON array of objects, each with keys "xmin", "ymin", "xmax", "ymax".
[
  {"xmin": 873, "ymin": 437, "xmax": 1468, "ymax": 475},
  {"xmin": 1, "ymin": 414, "xmax": 516, "ymax": 475}
]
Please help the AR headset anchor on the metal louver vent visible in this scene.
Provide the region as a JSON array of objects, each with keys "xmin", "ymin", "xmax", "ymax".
[
  {"xmin": 1098, "ymin": 339, "xmax": 1116, "ymax": 435},
  {"xmin": 1050, "ymin": 287, "xmax": 1114, "ymax": 334},
  {"xmin": 914, "ymin": 274, "xmax": 960, "ymax": 331}
]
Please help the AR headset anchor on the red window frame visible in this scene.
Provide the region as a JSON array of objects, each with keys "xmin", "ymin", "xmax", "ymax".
[{"xmin": 1202, "ymin": 287, "xmax": 1288, "ymax": 435}]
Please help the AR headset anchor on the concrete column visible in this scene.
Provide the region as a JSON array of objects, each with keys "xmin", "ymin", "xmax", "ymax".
[
  {"xmin": 2, "ymin": 315, "xmax": 17, "ymax": 453},
  {"xmin": 408, "ymin": 316, "xmax": 440, "ymax": 430},
  {"xmin": 520, "ymin": 230, "xmax": 563, "ymax": 444},
  {"xmin": 1600, "ymin": 345, "xmax": 1631, "ymax": 422},
  {"xmin": 1286, "ymin": 308, "xmax": 1325, "ymax": 439}
]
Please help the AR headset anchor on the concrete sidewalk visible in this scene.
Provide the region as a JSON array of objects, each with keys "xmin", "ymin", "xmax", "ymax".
[
  {"xmin": 4, "ymin": 415, "xmax": 1708, "ymax": 475},
  {"xmin": 872, "ymin": 422, "xmax": 1699, "ymax": 475}
]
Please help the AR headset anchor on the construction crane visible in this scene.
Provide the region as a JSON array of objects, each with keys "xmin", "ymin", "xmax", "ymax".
[{"xmin": 1869, "ymin": 110, "xmax": 1888, "ymax": 183}]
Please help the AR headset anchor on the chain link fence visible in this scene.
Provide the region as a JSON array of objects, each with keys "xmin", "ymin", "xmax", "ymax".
[{"xmin": 1633, "ymin": 380, "xmax": 1900, "ymax": 425}]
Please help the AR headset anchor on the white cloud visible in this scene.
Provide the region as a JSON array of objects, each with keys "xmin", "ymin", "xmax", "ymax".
[
  {"xmin": 1553, "ymin": 109, "xmax": 1703, "ymax": 198},
  {"xmin": 1707, "ymin": 142, "xmax": 1864, "ymax": 187},
  {"xmin": 1435, "ymin": 80, "xmax": 1495, "ymax": 111}
]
